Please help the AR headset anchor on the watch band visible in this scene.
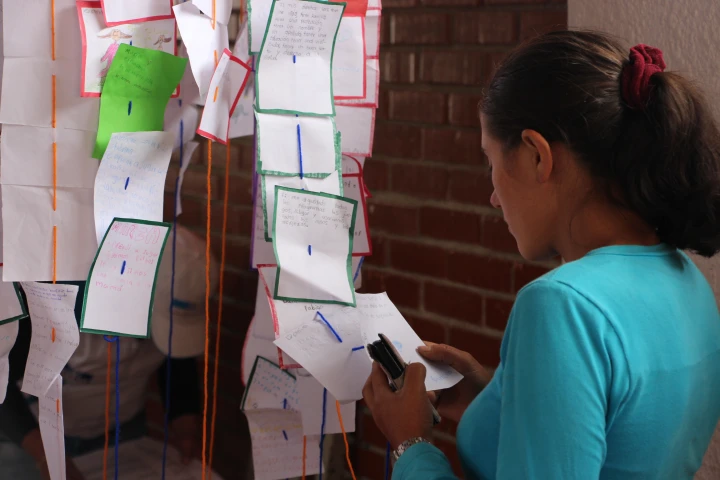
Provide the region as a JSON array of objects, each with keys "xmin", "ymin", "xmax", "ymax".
[{"xmin": 391, "ymin": 437, "xmax": 430, "ymax": 463}]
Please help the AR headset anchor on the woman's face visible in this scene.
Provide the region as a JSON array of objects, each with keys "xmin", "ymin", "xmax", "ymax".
[{"xmin": 481, "ymin": 114, "xmax": 557, "ymax": 261}]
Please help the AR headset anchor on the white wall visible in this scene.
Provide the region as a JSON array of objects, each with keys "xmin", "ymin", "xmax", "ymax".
[{"xmin": 568, "ymin": 2, "xmax": 720, "ymax": 478}]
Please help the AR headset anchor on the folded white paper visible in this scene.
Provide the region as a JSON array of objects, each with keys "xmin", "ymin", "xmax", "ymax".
[
  {"xmin": 175, "ymin": 141, "xmax": 201, "ymax": 217},
  {"xmin": 101, "ymin": 0, "xmax": 174, "ymax": 26},
  {"xmin": 164, "ymin": 99, "xmax": 201, "ymax": 149},
  {"xmin": 272, "ymin": 188, "xmax": 357, "ymax": 306},
  {"xmin": 365, "ymin": 9, "xmax": 381, "ymax": 58},
  {"xmin": 192, "ymin": 0, "xmax": 233, "ymax": 26},
  {"xmin": 94, "ymin": 131, "xmax": 174, "ymax": 245},
  {"xmin": 20, "ymin": 282, "xmax": 80, "ymax": 399},
  {"xmin": 343, "ymin": 174, "xmax": 371, "ymax": 256},
  {"xmin": 333, "ymin": 16, "xmax": 366, "ymax": 99},
  {"xmin": 38, "ymin": 377, "xmax": 66, "ymax": 480},
  {"xmin": 256, "ymin": 111, "xmax": 340, "ymax": 176},
  {"xmin": 336, "ymin": 59, "xmax": 379, "ymax": 107},
  {"xmin": 81, "ymin": 219, "xmax": 171, "ymax": 338},
  {"xmin": 255, "ymin": 0, "xmax": 344, "ymax": 115},
  {"xmin": 173, "ymin": 2, "xmax": 230, "ymax": 102},
  {"xmin": 3, "ymin": 0, "xmax": 81, "ymax": 59},
  {"xmin": 335, "ymin": 105, "xmax": 375, "ymax": 156}
]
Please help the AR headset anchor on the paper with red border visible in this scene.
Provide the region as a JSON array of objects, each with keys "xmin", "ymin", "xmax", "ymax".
[{"xmin": 333, "ymin": 16, "xmax": 367, "ymax": 100}]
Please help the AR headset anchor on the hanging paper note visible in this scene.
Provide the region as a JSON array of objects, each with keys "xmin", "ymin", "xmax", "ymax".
[
  {"xmin": 256, "ymin": 111, "xmax": 340, "ymax": 176},
  {"xmin": 2, "ymin": 186, "xmax": 97, "ymax": 282},
  {"xmin": 244, "ymin": 409, "xmax": 321, "ymax": 480},
  {"xmin": 176, "ymin": 141, "xmax": 201, "ymax": 216},
  {"xmin": 229, "ymin": 81, "xmax": 255, "ymax": 139},
  {"xmin": 81, "ymin": 218, "xmax": 171, "ymax": 338},
  {"xmin": 335, "ymin": 105, "xmax": 375, "ymax": 156},
  {"xmin": 247, "ymin": 0, "xmax": 275, "ymax": 55},
  {"xmin": 0, "ymin": 58, "xmax": 100, "ymax": 132},
  {"xmin": 192, "ymin": 0, "xmax": 233, "ymax": 26},
  {"xmin": 251, "ymin": 174, "xmax": 277, "ymax": 268},
  {"xmin": 255, "ymin": 0, "xmax": 345, "ymax": 116},
  {"xmin": 358, "ymin": 293, "xmax": 464, "ymax": 391},
  {"xmin": 92, "ymin": 44, "xmax": 186, "ymax": 159},
  {"xmin": 342, "ymin": 173, "xmax": 372, "ymax": 256},
  {"xmin": 333, "ymin": 16, "xmax": 366, "ymax": 100},
  {"xmin": 336, "ymin": 59, "xmax": 379, "ymax": 107},
  {"xmin": 93, "ymin": 131, "xmax": 174, "ymax": 245},
  {"xmin": 0, "ymin": 320, "xmax": 20, "ymax": 404},
  {"xmin": 365, "ymin": 8, "xmax": 381, "ymax": 58},
  {"xmin": 233, "ymin": 17, "xmax": 252, "ymax": 63},
  {"xmin": 242, "ymin": 318, "xmax": 284, "ymax": 385},
  {"xmin": 101, "ymin": 0, "xmax": 174, "ymax": 26},
  {"xmin": 38, "ymin": 377, "xmax": 66, "ymax": 480},
  {"xmin": 0, "ymin": 270, "xmax": 28, "ymax": 325},
  {"xmin": 241, "ymin": 356, "xmax": 300, "ymax": 411},
  {"xmin": 273, "ymin": 301, "xmax": 369, "ymax": 403},
  {"xmin": 173, "ymin": 2, "xmax": 230, "ymax": 102},
  {"xmin": 297, "ymin": 374, "xmax": 356, "ymax": 436},
  {"xmin": 20, "ymin": 282, "xmax": 80, "ymax": 399},
  {"xmin": 196, "ymin": 49, "xmax": 251, "ymax": 144},
  {"xmin": 272, "ymin": 188, "xmax": 357, "ymax": 306},
  {"xmin": 253, "ymin": 276, "xmax": 276, "ymax": 341},
  {"xmin": 164, "ymin": 99, "xmax": 201, "ymax": 149},
  {"xmin": 77, "ymin": 2, "xmax": 177, "ymax": 97},
  {"xmin": 262, "ymin": 171, "xmax": 342, "ymax": 241},
  {"xmin": 1, "ymin": 125, "xmax": 99, "ymax": 189},
  {"xmin": 177, "ymin": 44, "xmax": 203, "ymax": 106}
]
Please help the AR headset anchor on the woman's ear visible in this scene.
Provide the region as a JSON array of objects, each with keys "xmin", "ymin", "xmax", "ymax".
[{"xmin": 520, "ymin": 129, "xmax": 553, "ymax": 183}]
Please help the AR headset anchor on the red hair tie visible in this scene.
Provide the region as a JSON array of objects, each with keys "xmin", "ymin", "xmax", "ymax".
[{"xmin": 621, "ymin": 44, "xmax": 666, "ymax": 110}]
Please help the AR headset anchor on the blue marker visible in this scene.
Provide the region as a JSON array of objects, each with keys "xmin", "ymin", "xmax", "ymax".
[
  {"xmin": 121, "ymin": 260, "xmax": 126, "ymax": 275},
  {"xmin": 124, "ymin": 177, "xmax": 129, "ymax": 190},
  {"xmin": 128, "ymin": 101, "xmax": 132, "ymax": 115},
  {"xmin": 308, "ymin": 245, "xmax": 312, "ymax": 255}
]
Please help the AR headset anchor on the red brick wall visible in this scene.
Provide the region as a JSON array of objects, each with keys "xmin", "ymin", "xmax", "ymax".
[{"xmin": 147, "ymin": 2, "xmax": 567, "ymax": 479}]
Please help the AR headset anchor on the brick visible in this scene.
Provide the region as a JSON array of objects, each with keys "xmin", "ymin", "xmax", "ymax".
[
  {"xmin": 481, "ymin": 215, "xmax": 518, "ymax": 254},
  {"xmin": 381, "ymin": 51, "xmax": 416, "ymax": 83},
  {"xmin": 448, "ymin": 169, "xmax": 494, "ymax": 206},
  {"xmin": 519, "ymin": 10, "xmax": 567, "ymax": 41},
  {"xmin": 363, "ymin": 157, "xmax": 390, "ymax": 192},
  {"xmin": 364, "ymin": 233, "xmax": 389, "ymax": 267},
  {"xmin": 424, "ymin": 283, "xmax": 483, "ymax": 325},
  {"xmin": 211, "ymin": 234, "xmax": 251, "ymax": 272},
  {"xmin": 513, "ymin": 262, "xmax": 551, "ymax": 292},
  {"xmin": 362, "ymin": 267, "xmax": 385, "ymax": 293},
  {"xmin": 388, "ymin": 90, "xmax": 447, "ymax": 124},
  {"xmin": 449, "ymin": 93, "xmax": 482, "ymax": 127},
  {"xmin": 391, "ymin": 163, "xmax": 449, "ymax": 200},
  {"xmin": 221, "ymin": 269, "xmax": 258, "ymax": 305},
  {"xmin": 419, "ymin": 207, "xmax": 482, "ymax": 244},
  {"xmin": 485, "ymin": 296, "xmax": 513, "ymax": 331},
  {"xmin": 373, "ymin": 123, "xmax": 422, "ymax": 159},
  {"xmin": 433, "ymin": 436, "xmax": 464, "ymax": 476},
  {"xmin": 422, "ymin": 0, "xmax": 477, "ymax": 5},
  {"xmin": 355, "ymin": 447, "xmax": 388, "ymax": 480},
  {"xmin": 233, "ymin": 140, "xmax": 255, "ymax": 172},
  {"xmin": 209, "ymin": 299, "xmax": 254, "ymax": 337},
  {"xmin": 404, "ymin": 315, "xmax": 447, "ymax": 344},
  {"xmin": 207, "ymin": 325, "xmax": 246, "ymax": 366},
  {"xmin": 383, "ymin": 0, "xmax": 417, "ymax": 6},
  {"xmin": 218, "ymin": 173, "xmax": 253, "ymax": 206},
  {"xmin": 448, "ymin": 251, "xmax": 513, "ymax": 292},
  {"xmin": 487, "ymin": 0, "xmax": 547, "ymax": 3},
  {"xmin": 391, "ymin": 12, "xmax": 450, "ymax": 45},
  {"xmin": 390, "ymin": 240, "xmax": 448, "ymax": 278},
  {"xmin": 420, "ymin": 50, "xmax": 487, "ymax": 86},
  {"xmin": 453, "ymin": 12, "xmax": 516, "ymax": 45},
  {"xmin": 167, "ymin": 167, "xmax": 219, "ymax": 200},
  {"xmin": 211, "ymin": 203, "xmax": 252, "ymax": 237},
  {"xmin": 368, "ymin": 202, "xmax": 419, "ymax": 236},
  {"xmin": 176, "ymin": 196, "xmax": 208, "ymax": 231},
  {"xmin": 422, "ymin": 128, "xmax": 483, "ymax": 165},
  {"xmin": 486, "ymin": 50, "xmax": 510, "ymax": 79},
  {"xmin": 384, "ymin": 272, "xmax": 422, "ymax": 309},
  {"xmin": 448, "ymin": 328, "xmax": 502, "ymax": 367},
  {"xmin": 208, "ymin": 360, "xmax": 245, "ymax": 400}
]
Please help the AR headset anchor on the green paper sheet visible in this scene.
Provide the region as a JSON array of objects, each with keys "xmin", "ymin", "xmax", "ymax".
[{"xmin": 92, "ymin": 44, "xmax": 187, "ymax": 159}]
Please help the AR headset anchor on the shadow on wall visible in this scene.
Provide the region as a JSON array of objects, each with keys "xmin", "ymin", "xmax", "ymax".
[{"xmin": 688, "ymin": 253, "xmax": 720, "ymax": 480}]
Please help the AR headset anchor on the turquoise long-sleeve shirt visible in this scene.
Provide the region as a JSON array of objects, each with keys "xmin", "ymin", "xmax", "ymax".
[{"xmin": 394, "ymin": 244, "xmax": 720, "ymax": 479}]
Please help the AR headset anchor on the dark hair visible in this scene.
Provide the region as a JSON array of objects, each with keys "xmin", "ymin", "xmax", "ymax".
[{"xmin": 481, "ymin": 30, "xmax": 720, "ymax": 257}]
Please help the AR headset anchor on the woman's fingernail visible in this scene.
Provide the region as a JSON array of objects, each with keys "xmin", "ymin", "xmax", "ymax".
[{"xmin": 417, "ymin": 346, "xmax": 429, "ymax": 353}]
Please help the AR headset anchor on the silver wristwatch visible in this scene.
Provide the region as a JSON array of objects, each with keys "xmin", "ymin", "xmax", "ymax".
[{"xmin": 391, "ymin": 437, "xmax": 430, "ymax": 463}]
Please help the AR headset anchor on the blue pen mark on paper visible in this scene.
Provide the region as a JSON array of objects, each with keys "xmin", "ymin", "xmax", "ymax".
[
  {"xmin": 120, "ymin": 260, "xmax": 126, "ymax": 275},
  {"xmin": 129, "ymin": 40, "xmax": 133, "ymax": 46},
  {"xmin": 308, "ymin": 245, "xmax": 312, "ymax": 255},
  {"xmin": 127, "ymin": 101, "xmax": 132, "ymax": 115},
  {"xmin": 316, "ymin": 312, "xmax": 343, "ymax": 343},
  {"xmin": 351, "ymin": 346, "xmax": 365, "ymax": 352},
  {"xmin": 282, "ymin": 430, "xmax": 288, "ymax": 440},
  {"xmin": 124, "ymin": 177, "xmax": 129, "ymax": 190},
  {"xmin": 293, "ymin": 55, "xmax": 296, "ymax": 63}
]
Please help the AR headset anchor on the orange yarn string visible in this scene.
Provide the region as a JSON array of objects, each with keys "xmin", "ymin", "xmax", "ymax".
[
  {"xmin": 208, "ymin": 141, "xmax": 231, "ymax": 480},
  {"xmin": 302, "ymin": 435, "xmax": 307, "ymax": 480},
  {"xmin": 336, "ymin": 401, "xmax": 357, "ymax": 480},
  {"xmin": 52, "ymin": 226, "xmax": 57, "ymax": 284},
  {"xmin": 212, "ymin": 0, "xmax": 216, "ymax": 29},
  {"xmin": 51, "ymin": 75, "xmax": 56, "ymax": 128},
  {"xmin": 201, "ymin": 138, "xmax": 213, "ymax": 480},
  {"xmin": 103, "ymin": 342, "xmax": 111, "ymax": 480},
  {"xmin": 50, "ymin": 0, "xmax": 56, "ymax": 60}
]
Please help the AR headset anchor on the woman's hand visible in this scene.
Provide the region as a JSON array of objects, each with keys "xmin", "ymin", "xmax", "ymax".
[
  {"xmin": 417, "ymin": 342, "xmax": 492, "ymax": 423},
  {"xmin": 170, "ymin": 414, "xmax": 202, "ymax": 464},
  {"xmin": 362, "ymin": 362, "xmax": 434, "ymax": 449}
]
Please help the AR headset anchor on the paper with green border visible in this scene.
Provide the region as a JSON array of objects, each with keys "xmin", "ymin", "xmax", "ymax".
[
  {"xmin": 80, "ymin": 218, "xmax": 171, "ymax": 339},
  {"xmin": 0, "ymin": 282, "xmax": 29, "ymax": 325},
  {"xmin": 92, "ymin": 44, "xmax": 187, "ymax": 159},
  {"xmin": 255, "ymin": 0, "xmax": 345, "ymax": 116},
  {"xmin": 271, "ymin": 187, "xmax": 357, "ymax": 307},
  {"xmin": 240, "ymin": 355, "xmax": 298, "ymax": 410},
  {"xmin": 255, "ymin": 108, "xmax": 342, "ymax": 177},
  {"xmin": 261, "ymin": 170, "xmax": 344, "ymax": 241}
]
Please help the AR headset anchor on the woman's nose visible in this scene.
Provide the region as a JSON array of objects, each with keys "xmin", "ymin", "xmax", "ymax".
[{"xmin": 490, "ymin": 191, "xmax": 501, "ymax": 209}]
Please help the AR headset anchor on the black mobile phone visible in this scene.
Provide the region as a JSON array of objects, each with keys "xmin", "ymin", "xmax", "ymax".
[{"xmin": 367, "ymin": 333, "xmax": 441, "ymax": 425}]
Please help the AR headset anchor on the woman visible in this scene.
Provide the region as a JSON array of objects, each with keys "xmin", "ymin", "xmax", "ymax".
[{"xmin": 363, "ymin": 31, "xmax": 720, "ymax": 479}]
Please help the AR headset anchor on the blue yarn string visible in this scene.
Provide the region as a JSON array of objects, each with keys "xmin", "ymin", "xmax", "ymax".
[
  {"xmin": 385, "ymin": 442, "xmax": 391, "ymax": 480},
  {"xmin": 353, "ymin": 257, "xmax": 364, "ymax": 283},
  {"xmin": 319, "ymin": 388, "xmax": 327, "ymax": 480},
  {"xmin": 316, "ymin": 312, "xmax": 342, "ymax": 342},
  {"xmin": 162, "ymin": 112, "xmax": 183, "ymax": 479},
  {"xmin": 103, "ymin": 335, "xmax": 120, "ymax": 480}
]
